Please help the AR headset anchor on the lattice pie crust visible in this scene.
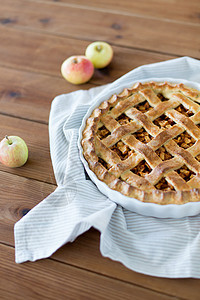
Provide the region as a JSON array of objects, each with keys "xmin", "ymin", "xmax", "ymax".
[{"xmin": 81, "ymin": 82, "xmax": 200, "ymax": 204}]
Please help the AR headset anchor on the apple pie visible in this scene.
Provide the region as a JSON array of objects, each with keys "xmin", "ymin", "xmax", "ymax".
[{"xmin": 81, "ymin": 81, "xmax": 200, "ymax": 204}]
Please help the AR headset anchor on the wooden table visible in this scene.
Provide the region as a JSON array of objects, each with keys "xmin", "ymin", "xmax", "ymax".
[{"xmin": 1, "ymin": 0, "xmax": 200, "ymax": 299}]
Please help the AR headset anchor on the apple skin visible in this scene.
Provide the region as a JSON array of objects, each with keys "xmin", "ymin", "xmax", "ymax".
[
  {"xmin": 61, "ymin": 55, "xmax": 94, "ymax": 84},
  {"xmin": 85, "ymin": 41, "xmax": 113, "ymax": 69},
  {"xmin": 0, "ymin": 136, "xmax": 28, "ymax": 168}
]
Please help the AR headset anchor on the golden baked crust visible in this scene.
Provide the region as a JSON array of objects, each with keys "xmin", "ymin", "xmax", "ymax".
[{"xmin": 81, "ymin": 81, "xmax": 200, "ymax": 204}]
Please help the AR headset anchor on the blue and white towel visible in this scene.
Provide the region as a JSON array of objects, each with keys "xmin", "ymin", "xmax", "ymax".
[{"xmin": 15, "ymin": 57, "xmax": 200, "ymax": 278}]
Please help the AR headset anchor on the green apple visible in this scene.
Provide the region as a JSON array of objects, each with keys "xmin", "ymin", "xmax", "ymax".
[
  {"xmin": 61, "ymin": 55, "xmax": 94, "ymax": 84},
  {"xmin": 85, "ymin": 41, "xmax": 113, "ymax": 69},
  {"xmin": 0, "ymin": 136, "xmax": 28, "ymax": 168}
]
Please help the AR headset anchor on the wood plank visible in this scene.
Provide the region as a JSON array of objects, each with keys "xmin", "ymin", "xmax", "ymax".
[
  {"xmin": 0, "ymin": 172, "xmax": 55, "ymax": 245},
  {"xmin": 0, "ymin": 171, "xmax": 199, "ymax": 300},
  {"xmin": 0, "ymin": 114, "xmax": 55, "ymax": 184},
  {"xmin": 0, "ymin": 243, "xmax": 176, "ymax": 300},
  {"xmin": 0, "ymin": 0, "xmax": 199, "ymax": 58},
  {"xmin": 0, "ymin": 66, "xmax": 95, "ymax": 123},
  {"xmin": 0, "ymin": 26, "xmax": 175, "ymax": 82},
  {"xmin": 41, "ymin": 0, "xmax": 200, "ymax": 25}
]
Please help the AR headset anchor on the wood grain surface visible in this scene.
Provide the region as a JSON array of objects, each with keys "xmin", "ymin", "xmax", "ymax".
[
  {"xmin": 1, "ymin": 0, "xmax": 200, "ymax": 58},
  {"xmin": 41, "ymin": 0, "xmax": 200, "ymax": 24},
  {"xmin": 1, "ymin": 0, "xmax": 200, "ymax": 299}
]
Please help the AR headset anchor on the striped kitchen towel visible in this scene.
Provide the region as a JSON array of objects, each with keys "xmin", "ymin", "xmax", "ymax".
[{"xmin": 15, "ymin": 56, "xmax": 200, "ymax": 278}]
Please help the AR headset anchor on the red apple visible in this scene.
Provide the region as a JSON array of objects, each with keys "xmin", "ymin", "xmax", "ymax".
[
  {"xmin": 0, "ymin": 136, "xmax": 28, "ymax": 168},
  {"xmin": 85, "ymin": 41, "xmax": 113, "ymax": 69},
  {"xmin": 61, "ymin": 55, "xmax": 94, "ymax": 84}
]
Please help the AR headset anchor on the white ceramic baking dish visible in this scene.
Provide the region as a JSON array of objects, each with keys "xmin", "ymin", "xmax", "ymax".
[{"xmin": 78, "ymin": 77, "xmax": 200, "ymax": 218}]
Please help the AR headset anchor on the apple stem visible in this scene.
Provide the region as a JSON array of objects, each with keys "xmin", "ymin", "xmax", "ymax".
[
  {"xmin": 96, "ymin": 45, "xmax": 102, "ymax": 52},
  {"xmin": 5, "ymin": 135, "xmax": 12, "ymax": 145},
  {"xmin": 73, "ymin": 58, "xmax": 78, "ymax": 64}
]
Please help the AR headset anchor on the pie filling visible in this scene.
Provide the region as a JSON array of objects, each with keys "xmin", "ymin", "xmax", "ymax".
[
  {"xmin": 157, "ymin": 93, "xmax": 169, "ymax": 101},
  {"xmin": 134, "ymin": 128, "xmax": 152, "ymax": 143},
  {"xmin": 196, "ymin": 154, "xmax": 200, "ymax": 162},
  {"xmin": 154, "ymin": 115, "xmax": 175, "ymax": 129},
  {"xmin": 155, "ymin": 178, "xmax": 175, "ymax": 191},
  {"xmin": 135, "ymin": 100, "xmax": 152, "ymax": 112},
  {"xmin": 98, "ymin": 157, "xmax": 111, "ymax": 170},
  {"xmin": 130, "ymin": 160, "xmax": 151, "ymax": 177},
  {"xmin": 97, "ymin": 125, "xmax": 110, "ymax": 139},
  {"xmin": 177, "ymin": 165, "xmax": 195, "ymax": 182},
  {"xmin": 84, "ymin": 85, "xmax": 200, "ymax": 197},
  {"xmin": 110, "ymin": 141, "xmax": 134, "ymax": 160},
  {"xmin": 155, "ymin": 146, "xmax": 173, "ymax": 161},
  {"xmin": 174, "ymin": 131, "xmax": 195, "ymax": 149},
  {"xmin": 175, "ymin": 104, "xmax": 193, "ymax": 117},
  {"xmin": 116, "ymin": 113, "xmax": 132, "ymax": 125}
]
